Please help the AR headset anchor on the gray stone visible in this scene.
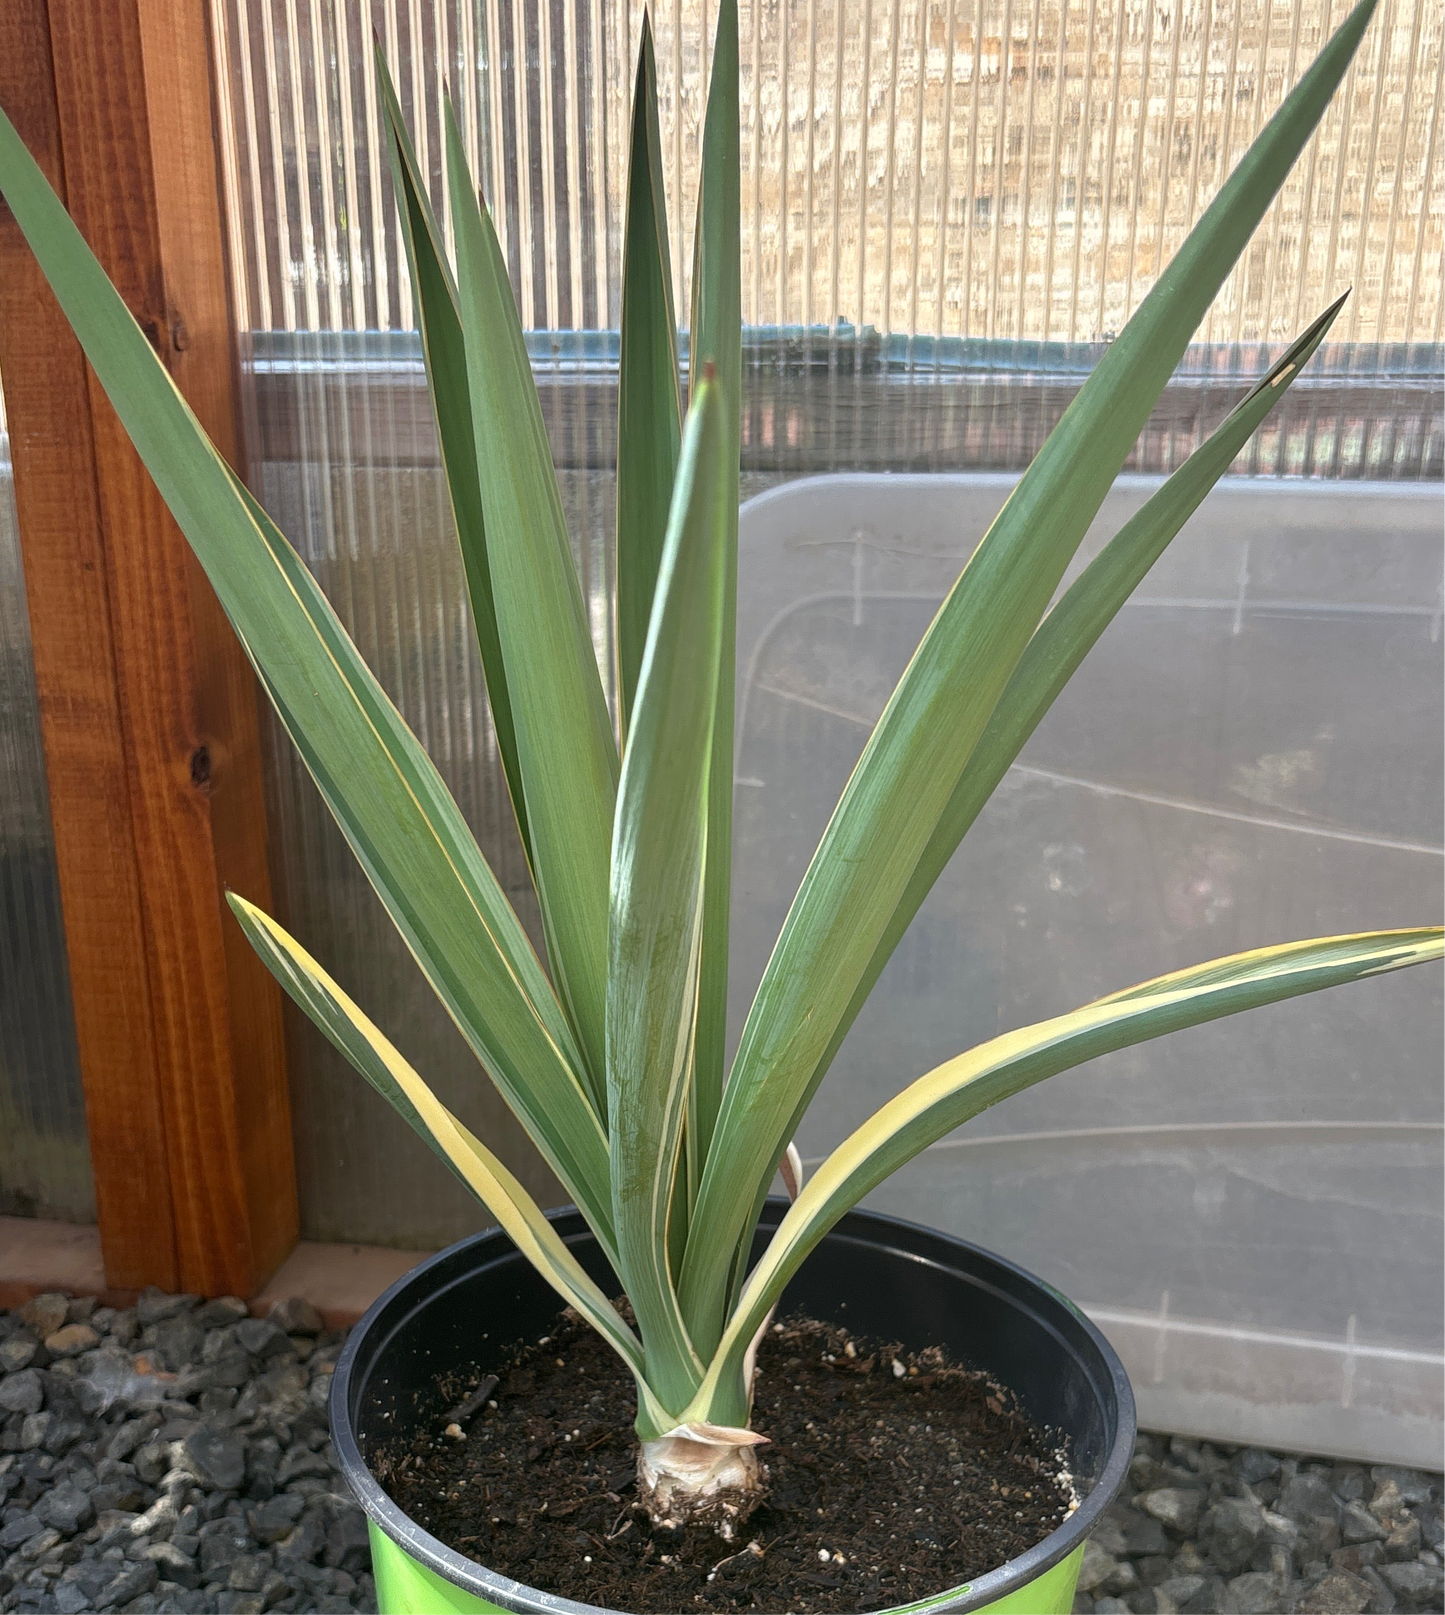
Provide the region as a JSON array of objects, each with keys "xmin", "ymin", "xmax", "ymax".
[
  {"xmin": 1229, "ymin": 1449, "xmax": 1281, "ymax": 1486},
  {"xmin": 1298, "ymin": 1570, "xmax": 1374, "ymax": 1614},
  {"xmin": 130, "ymin": 1496, "xmax": 179, "ymax": 1544},
  {"xmin": 0, "ymin": 1372, "xmax": 42, "ymax": 1417},
  {"xmin": 91, "ymin": 1478, "xmax": 148, "ymax": 1516},
  {"xmin": 1091, "ymin": 1515, "xmax": 1129, "ymax": 1558},
  {"xmin": 215, "ymin": 1594, "xmax": 266, "ymax": 1615},
  {"xmin": 1152, "ymin": 1574, "xmax": 1208, "ymax": 1613},
  {"xmin": 53, "ymin": 1584, "xmax": 97, "ymax": 1615},
  {"xmin": 159, "ymin": 1588, "xmax": 213, "ymax": 1615},
  {"xmin": 1222, "ymin": 1570, "xmax": 1284, "ymax": 1613},
  {"xmin": 141, "ymin": 1544, "xmax": 198, "ymax": 1591},
  {"xmin": 0, "ymin": 1515, "xmax": 43, "ymax": 1551},
  {"xmin": 1359, "ymin": 1565, "xmax": 1397, "ymax": 1613},
  {"xmin": 265, "ymin": 1300, "xmax": 322, "ymax": 1338},
  {"xmin": 1343, "ymin": 1500, "xmax": 1389, "ymax": 1544},
  {"xmin": 192, "ymin": 1300, "xmax": 249, "ymax": 1331},
  {"xmin": 206, "ymin": 1350, "xmax": 252, "ymax": 1392},
  {"xmin": 1370, "ymin": 1480, "xmax": 1406, "ymax": 1522},
  {"xmin": 150, "ymin": 1321, "xmax": 203, "ymax": 1374},
  {"xmin": 17, "ymin": 1523, "xmax": 63, "ymax": 1562},
  {"xmin": 275, "ymin": 1515, "xmax": 325, "ymax": 1565},
  {"xmin": 1201, "ymin": 1498, "xmax": 1267, "ymax": 1574},
  {"xmin": 198, "ymin": 1526, "xmax": 252, "ymax": 1576},
  {"xmin": 0, "ymin": 1338, "xmax": 38, "ymax": 1375},
  {"xmin": 1282, "ymin": 1473, "xmax": 1343, "ymax": 1525},
  {"xmin": 1371, "ymin": 1469, "xmax": 1435, "ymax": 1508},
  {"xmin": 233, "ymin": 1322, "xmax": 288, "ymax": 1362},
  {"xmin": 181, "ymin": 1430, "xmax": 245, "ymax": 1493},
  {"xmin": 34, "ymin": 1484, "xmax": 92, "ymax": 1536},
  {"xmin": 132, "ymin": 1442, "xmax": 170, "ymax": 1488},
  {"xmin": 1187, "ymin": 1576, "xmax": 1227, "ymax": 1613},
  {"xmin": 9, "ymin": 1589, "xmax": 58, "ymax": 1615},
  {"xmin": 19, "ymin": 1411, "xmax": 53, "ymax": 1450},
  {"xmin": 275, "ymin": 1449, "xmax": 330, "ymax": 1485},
  {"xmin": 245, "ymin": 1495, "xmax": 303, "ymax": 1547},
  {"xmin": 106, "ymin": 1419, "xmax": 159, "ymax": 1464},
  {"xmin": 225, "ymin": 1553, "xmax": 271, "ymax": 1592},
  {"xmin": 1423, "ymin": 1512, "xmax": 1445, "ymax": 1554},
  {"xmin": 17, "ymin": 1298, "xmax": 68, "ymax": 1342},
  {"xmin": 1380, "ymin": 1561, "xmax": 1444, "ymax": 1603},
  {"xmin": 95, "ymin": 1560, "xmax": 159, "ymax": 1610},
  {"xmin": 1109, "ymin": 1505, "xmax": 1172, "ymax": 1560},
  {"xmin": 1382, "ymin": 1515, "xmax": 1421, "ymax": 1561},
  {"xmin": 1078, "ymin": 1539, "xmax": 1121, "ymax": 1594},
  {"xmin": 322, "ymin": 1511, "xmax": 368, "ymax": 1573},
  {"xmin": 1143, "ymin": 1488, "xmax": 1206, "ymax": 1536},
  {"xmin": 134, "ymin": 1293, "xmax": 197, "ymax": 1330},
  {"xmin": 258, "ymin": 1568, "xmax": 290, "ymax": 1608}
]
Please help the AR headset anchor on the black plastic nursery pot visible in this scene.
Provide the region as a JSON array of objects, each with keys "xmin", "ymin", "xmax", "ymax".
[{"xmin": 331, "ymin": 1203, "xmax": 1136, "ymax": 1615}]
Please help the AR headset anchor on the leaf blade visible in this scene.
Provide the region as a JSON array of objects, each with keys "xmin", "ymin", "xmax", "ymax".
[
  {"xmin": 690, "ymin": 927, "xmax": 1444, "ymax": 1425},
  {"xmin": 687, "ymin": 0, "xmax": 743, "ymax": 1189},
  {"xmin": 681, "ymin": 0, "xmax": 1378, "ymax": 1355},
  {"xmin": 0, "ymin": 105, "xmax": 613, "ymax": 1253},
  {"xmin": 227, "ymin": 895, "xmax": 650, "ymax": 1392},
  {"xmin": 615, "ymin": 16, "xmax": 683, "ymax": 738},
  {"xmin": 375, "ymin": 48, "xmax": 531, "ymax": 865},
  {"xmin": 608, "ymin": 377, "xmax": 728, "ymax": 1412},
  {"xmin": 445, "ymin": 100, "xmax": 620, "ymax": 1105},
  {"xmin": 801, "ymin": 296, "xmax": 1349, "ymax": 1117}
]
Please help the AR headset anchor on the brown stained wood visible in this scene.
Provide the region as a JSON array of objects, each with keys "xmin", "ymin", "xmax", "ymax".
[
  {"xmin": 0, "ymin": 0, "xmax": 177, "ymax": 1294},
  {"xmin": 1, "ymin": 0, "xmax": 296, "ymax": 1294}
]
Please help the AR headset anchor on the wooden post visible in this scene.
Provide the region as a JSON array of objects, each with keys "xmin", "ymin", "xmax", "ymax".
[{"xmin": 0, "ymin": 0, "xmax": 297, "ymax": 1296}]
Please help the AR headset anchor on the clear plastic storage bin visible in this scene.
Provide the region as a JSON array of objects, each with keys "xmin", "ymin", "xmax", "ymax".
[{"xmin": 731, "ymin": 472, "xmax": 1443, "ymax": 1468}]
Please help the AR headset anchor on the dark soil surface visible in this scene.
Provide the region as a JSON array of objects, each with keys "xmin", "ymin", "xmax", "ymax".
[{"xmin": 375, "ymin": 1310, "xmax": 1075, "ymax": 1613}]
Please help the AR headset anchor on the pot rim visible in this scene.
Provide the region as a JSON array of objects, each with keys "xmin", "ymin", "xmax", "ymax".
[{"xmin": 331, "ymin": 1204, "xmax": 1135, "ymax": 1615}]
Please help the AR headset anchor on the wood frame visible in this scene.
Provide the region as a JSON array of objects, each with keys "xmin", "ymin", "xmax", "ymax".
[{"xmin": 0, "ymin": 0, "xmax": 296, "ymax": 1296}]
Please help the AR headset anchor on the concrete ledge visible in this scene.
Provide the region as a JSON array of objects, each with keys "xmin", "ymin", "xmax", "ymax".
[
  {"xmin": 253, "ymin": 1240, "xmax": 432, "ymax": 1329},
  {"xmin": 0, "ymin": 1217, "xmax": 111, "ymax": 1310},
  {"xmin": 0, "ymin": 1217, "xmax": 431, "ymax": 1327}
]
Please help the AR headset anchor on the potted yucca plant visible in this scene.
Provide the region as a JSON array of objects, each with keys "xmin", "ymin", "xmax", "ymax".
[{"xmin": 1, "ymin": 1, "xmax": 1439, "ymax": 1610}]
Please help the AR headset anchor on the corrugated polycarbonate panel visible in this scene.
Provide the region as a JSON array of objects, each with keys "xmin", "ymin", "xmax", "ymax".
[
  {"xmin": 246, "ymin": 332, "xmax": 613, "ymax": 1244},
  {"xmin": 212, "ymin": 0, "xmax": 1443, "ymax": 345},
  {"xmin": 207, "ymin": 0, "xmax": 1443, "ymax": 1248},
  {"xmin": 0, "ymin": 384, "xmax": 94, "ymax": 1224}
]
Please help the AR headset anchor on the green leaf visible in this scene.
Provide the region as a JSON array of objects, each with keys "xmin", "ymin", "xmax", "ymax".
[
  {"xmin": 616, "ymin": 16, "xmax": 682, "ymax": 739},
  {"xmin": 445, "ymin": 100, "xmax": 620, "ymax": 1104},
  {"xmin": 803, "ymin": 295, "xmax": 1349, "ymax": 1108},
  {"xmin": 0, "ymin": 104, "xmax": 614, "ymax": 1258},
  {"xmin": 686, "ymin": 0, "xmax": 743, "ymax": 1192},
  {"xmin": 680, "ymin": 0, "xmax": 1378, "ymax": 1357},
  {"xmin": 688, "ymin": 927, "xmax": 1444, "ymax": 1426},
  {"xmin": 375, "ymin": 47, "xmax": 530, "ymax": 865},
  {"xmin": 227, "ymin": 893, "xmax": 667, "ymax": 1426},
  {"xmin": 608, "ymin": 376, "xmax": 728, "ymax": 1414}
]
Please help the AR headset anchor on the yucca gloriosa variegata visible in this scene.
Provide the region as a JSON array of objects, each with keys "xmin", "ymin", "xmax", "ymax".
[{"xmin": 1, "ymin": 0, "xmax": 1439, "ymax": 1541}]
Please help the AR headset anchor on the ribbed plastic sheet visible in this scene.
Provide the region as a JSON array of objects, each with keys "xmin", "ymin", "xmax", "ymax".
[
  {"xmin": 205, "ymin": 0, "xmax": 1445, "ymax": 1247},
  {"xmin": 0, "ymin": 399, "xmax": 93, "ymax": 1224}
]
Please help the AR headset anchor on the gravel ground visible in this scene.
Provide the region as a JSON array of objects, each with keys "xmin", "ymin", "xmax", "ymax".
[
  {"xmin": 1, "ymin": 1291, "xmax": 372, "ymax": 1614},
  {"xmin": 1073, "ymin": 1434, "xmax": 1443, "ymax": 1615},
  {"xmin": 1, "ymin": 1290, "xmax": 1440, "ymax": 1615}
]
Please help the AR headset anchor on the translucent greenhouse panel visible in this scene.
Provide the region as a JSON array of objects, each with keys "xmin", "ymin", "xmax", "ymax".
[
  {"xmin": 0, "ymin": 381, "xmax": 94, "ymax": 1224},
  {"xmin": 731, "ymin": 472, "xmax": 1443, "ymax": 1467},
  {"xmin": 207, "ymin": 0, "xmax": 1442, "ymax": 1249},
  {"xmin": 243, "ymin": 335, "xmax": 614, "ymax": 1248}
]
